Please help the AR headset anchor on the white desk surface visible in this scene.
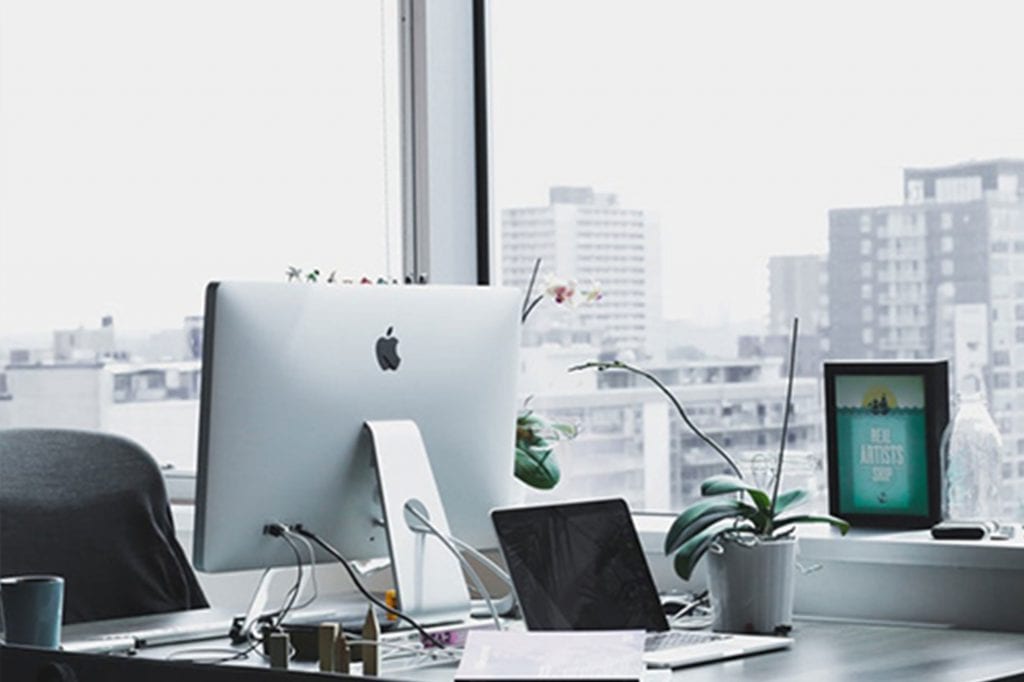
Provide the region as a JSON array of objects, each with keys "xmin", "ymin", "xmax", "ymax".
[{"xmin": 134, "ymin": 618, "xmax": 1024, "ymax": 681}]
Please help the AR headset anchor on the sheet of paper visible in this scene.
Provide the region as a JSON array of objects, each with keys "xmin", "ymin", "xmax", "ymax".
[{"xmin": 455, "ymin": 629, "xmax": 645, "ymax": 680}]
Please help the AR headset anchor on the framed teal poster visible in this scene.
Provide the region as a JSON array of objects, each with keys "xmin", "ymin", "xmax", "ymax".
[{"xmin": 824, "ymin": 361, "xmax": 948, "ymax": 529}]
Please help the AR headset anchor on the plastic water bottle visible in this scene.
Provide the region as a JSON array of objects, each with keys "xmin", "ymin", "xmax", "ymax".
[{"xmin": 940, "ymin": 391, "xmax": 1003, "ymax": 521}]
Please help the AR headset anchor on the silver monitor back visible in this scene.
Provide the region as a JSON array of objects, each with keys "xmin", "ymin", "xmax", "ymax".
[{"xmin": 194, "ymin": 282, "xmax": 520, "ymax": 573}]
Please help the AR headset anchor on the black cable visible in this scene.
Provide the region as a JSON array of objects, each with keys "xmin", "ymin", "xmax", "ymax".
[
  {"xmin": 215, "ymin": 528, "xmax": 307, "ymax": 664},
  {"xmin": 290, "ymin": 525, "xmax": 448, "ymax": 650}
]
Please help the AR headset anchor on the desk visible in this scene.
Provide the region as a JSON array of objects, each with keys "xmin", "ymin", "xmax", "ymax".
[{"xmin": 135, "ymin": 619, "xmax": 1024, "ymax": 681}]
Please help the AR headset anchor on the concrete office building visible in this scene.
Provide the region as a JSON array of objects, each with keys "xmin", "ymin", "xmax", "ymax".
[
  {"xmin": 736, "ymin": 255, "xmax": 828, "ymax": 377},
  {"xmin": 501, "ymin": 186, "xmax": 662, "ymax": 356},
  {"xmin": 828, "ymin": 159, "xmax": 1024, "ymax": 514},
  {"xmin": 53, "ymin": 315, "xmax": 117, "ymax": 362},
  {"xmin": 523, "ymin": 357, "xmax": 822, "ymax": 512},
  {"xmin": 1, "ymin": 315, "xmax": 207, "ymax": 471},
  {"xmin": 1, "ymin": 360, "xmax": 201, "ymax": 471}
]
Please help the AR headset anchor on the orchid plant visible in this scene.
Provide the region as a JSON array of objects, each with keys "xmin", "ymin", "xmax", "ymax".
[
  {"xmin": 570, "ymin": 319, "xmax": 849, "ymax": 581},
  {"xmin": 514, "ymin": 258, "xmax": 601, "ymax": 489}
]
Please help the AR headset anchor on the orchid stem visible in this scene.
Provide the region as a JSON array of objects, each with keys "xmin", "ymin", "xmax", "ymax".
[
  {"xmin": 767, "ymin": 317, "xmax": 799, "ymax": 528},
  {"xmin": 569, "ymin": 360, "xmax": 744, "ymax": 479},
  {"xmin": 521, "ymin": 258, "xmax": 542, "ymax": 324}
]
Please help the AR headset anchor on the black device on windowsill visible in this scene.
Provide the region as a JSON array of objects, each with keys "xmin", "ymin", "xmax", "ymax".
[{"xmin": 930, "ymin": 521, "xmax": 994, "ymax": 540}]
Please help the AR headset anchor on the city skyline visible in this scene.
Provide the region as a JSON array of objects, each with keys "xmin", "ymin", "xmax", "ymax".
[{"xmin": 7, "ymin": 159, "xmax": 1024, "ymax": 517}]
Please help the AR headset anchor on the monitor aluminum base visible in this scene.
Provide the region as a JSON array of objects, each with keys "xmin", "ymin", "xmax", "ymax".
[{"xmin": 366, "ymin": 419, "xmax": 471, "ymax": 625}]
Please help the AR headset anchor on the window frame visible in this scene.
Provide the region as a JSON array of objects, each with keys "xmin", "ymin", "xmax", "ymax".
[{"xmin": 162, "ymin": 0, "xmax": 488, "ymax": 498}]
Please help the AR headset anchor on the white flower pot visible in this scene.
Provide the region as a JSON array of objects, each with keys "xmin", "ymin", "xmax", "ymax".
[{"xmin": 706, "ymin": 536, "xmax": 797, "ymax": 635}]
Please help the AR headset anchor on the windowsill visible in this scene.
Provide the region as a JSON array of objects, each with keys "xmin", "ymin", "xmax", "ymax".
[
  {"xmin": 635, "ymin": 512, "xmax": 1024, "ymax": 632},
  {"xmin": 795, "ymin": 524, "xmax": 1024, "ymax": 570}
]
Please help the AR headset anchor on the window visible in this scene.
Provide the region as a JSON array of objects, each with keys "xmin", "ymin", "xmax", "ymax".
[
  {"xmin": 489, "ymin": 0, "xmax": 1024, "ymax": 518},
  {"xmin": 0, "ymin": 1, "xmax": 404, "ymax": 470}
]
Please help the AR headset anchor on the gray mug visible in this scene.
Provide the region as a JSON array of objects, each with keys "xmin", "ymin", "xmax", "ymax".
[{"xmin": 0, "ymin": 575, "xmax": 64, "ymax": 649}]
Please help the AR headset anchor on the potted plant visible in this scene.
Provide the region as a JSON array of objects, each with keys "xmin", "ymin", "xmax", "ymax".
[
  {"xmin": 513, "ymin": 258, "xmax": 600, "ymax": 490},
  {"xmin": 570, "ymin": 319, "xmax": 848, "ymax": 635}
]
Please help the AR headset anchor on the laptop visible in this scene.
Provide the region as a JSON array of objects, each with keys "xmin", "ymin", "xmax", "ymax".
[{"xmin": 491, "ymin": 498, "xmax": 792, "ymax": 669}]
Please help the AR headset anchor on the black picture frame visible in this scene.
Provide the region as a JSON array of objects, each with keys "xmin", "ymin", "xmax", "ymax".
[{"xmin": 824, "ymin": 360, "xmax": 949, "ymax": 529}]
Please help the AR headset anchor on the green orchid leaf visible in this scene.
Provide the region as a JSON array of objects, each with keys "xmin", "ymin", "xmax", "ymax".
[
  {"xmin": 700, "ymin": 475, "xmax": 772, "ymax": 513},
  {"xmin": 514, "ymin": 445, "xmax": 561, "ymax": 490},
  {"xmin": 671, "ymin": 522, "xmax": 732, "ymax": 581},
  {"xmin": 773, "ymin": 488, "xmax": 809, "ymax": 515},
  {"xmin": 664, "ymin": 499, "xmax": 759, "ymax": 555},
  {"xmin": 772, "ymin": 513, "xmax": 850, "ymax": 536}
]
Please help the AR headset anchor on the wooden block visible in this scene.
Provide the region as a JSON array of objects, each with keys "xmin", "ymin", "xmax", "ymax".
[
  {"xmin": 318, "ymin": 622, "xmax": 339, "ymax": 672},
  {"xmin": 334, "ymin": 632, "xmax": 351, "ymax": 674},
  {"xmin": 268, "ymin": 631, "xmax": 289, "ymax": 669},
  {"xmin": 361, "ymin": 607, "xmax": 381, "ymax": 677}
]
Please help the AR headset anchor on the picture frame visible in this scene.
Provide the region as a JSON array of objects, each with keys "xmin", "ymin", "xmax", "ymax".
[{"xmin": 823, "ymin": 360, "xmax": 949, "ymax": 529}]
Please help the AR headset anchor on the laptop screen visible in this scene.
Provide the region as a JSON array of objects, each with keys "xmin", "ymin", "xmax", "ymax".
[{"xmin": 492, "ymin": 499, "xmax": 669, "ymax": 632}]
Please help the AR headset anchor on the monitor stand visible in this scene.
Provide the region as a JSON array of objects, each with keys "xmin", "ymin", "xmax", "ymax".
[{"xmin": 365, "ymin": 419, "xmax": 471, "ymax": 626}]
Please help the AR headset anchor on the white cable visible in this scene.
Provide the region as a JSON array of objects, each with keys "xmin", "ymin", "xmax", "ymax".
[
  {"xmin": 448, "ymin": 535, "xmax": 514, "ymax": 589},
  {"xmin": 403, "ymin": 503, "xmax": 503, "ymax": 631},
  {"xmin": 239, "ymin": 566, "xmax": 274, "ymax": 637},
  {"xmin": 345, "ymin": 638, "xmax": 462, "ymax": 660},
  {"xmin": 437, "ymin": 522, "xmax": 517, "ymax": 616},
  {"xmin": 283, "ymin": 528, "xmax": 320, "ymax": 611}
]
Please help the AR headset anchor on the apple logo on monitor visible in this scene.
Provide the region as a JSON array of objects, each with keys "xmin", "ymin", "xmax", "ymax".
[{"xmin": 376, "ymin": 327, "xmax": 401, "ymax": 371}]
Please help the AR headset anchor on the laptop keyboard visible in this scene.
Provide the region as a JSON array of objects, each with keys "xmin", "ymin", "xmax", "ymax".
[{"xmin": 644, "ymin": 631, "xmax": 729, "ymax": 652}]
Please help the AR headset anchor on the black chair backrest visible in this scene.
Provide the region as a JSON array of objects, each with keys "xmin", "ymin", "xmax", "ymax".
[{"xmin": 0, "ymin": 428, "xmax": 207, "ymax": 624}]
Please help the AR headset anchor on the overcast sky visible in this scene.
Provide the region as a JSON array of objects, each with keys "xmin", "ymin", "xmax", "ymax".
[
  {"xmin": 4, "ymin": 0, "xmax": 1024, "ymax": 337},
  {"xmin": 491, "ymin": 0, "xmax": 1024, "ymax": 324},
  {"xmin": 0, "ymin": 0, "xmax": 401, "ymax": 338}
]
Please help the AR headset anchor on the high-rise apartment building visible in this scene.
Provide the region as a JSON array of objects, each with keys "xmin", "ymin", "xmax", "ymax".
[
  {"xmin": 828, "ymin": 159, "xmax": 1024, "ymax": 513},
  {"xmin": 738, "ymin": 254, "xmax": 828, "ymax": 377},
  {"xmin": 502, "ymin": 187, "xmax": 661, "ymax": 355}
]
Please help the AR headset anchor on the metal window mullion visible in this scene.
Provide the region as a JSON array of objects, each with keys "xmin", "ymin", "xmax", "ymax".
[{"xmin": 400, "ymin": 0, "xmax": 431, "ymax": 284}]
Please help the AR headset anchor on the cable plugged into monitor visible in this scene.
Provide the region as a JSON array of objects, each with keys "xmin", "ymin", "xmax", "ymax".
[{"xmin": 263, "ymin": 523, "xmax": 288, "ymax": 538}]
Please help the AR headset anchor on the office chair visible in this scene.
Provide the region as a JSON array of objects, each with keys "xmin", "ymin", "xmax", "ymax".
[{"xmin": 0, "ymin": 428, "xmax": 208, "ymax": 624}]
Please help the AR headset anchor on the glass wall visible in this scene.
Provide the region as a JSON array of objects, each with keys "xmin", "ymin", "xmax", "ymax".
[
  {"xmin": 490, "ymin": 0, "xmax": 1024, "ymax": 517},
  {"xmin": 0, "ymin": 0, "xmax": 403, "ymax": 470}
]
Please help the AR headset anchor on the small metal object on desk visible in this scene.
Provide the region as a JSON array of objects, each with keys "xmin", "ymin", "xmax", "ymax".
[
  {"xmin": 318, "ymin": 623, "xmax": 339, "ymax": 672},
  {"xmin": 268, "ymin": 631, "xmax": 290, "ymax": 669},
  {"xmin": 334, "ymin": 632, "xmax": 351, "ymax": 674},
  {"xmin": 361, "ymin": 607, "xmax": 381, "ymax": 677}
]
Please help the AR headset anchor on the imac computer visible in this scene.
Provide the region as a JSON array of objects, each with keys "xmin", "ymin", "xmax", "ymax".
[{"xmin": 193, "ymin": 282, "xmax": 521, "ymax": 605}]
